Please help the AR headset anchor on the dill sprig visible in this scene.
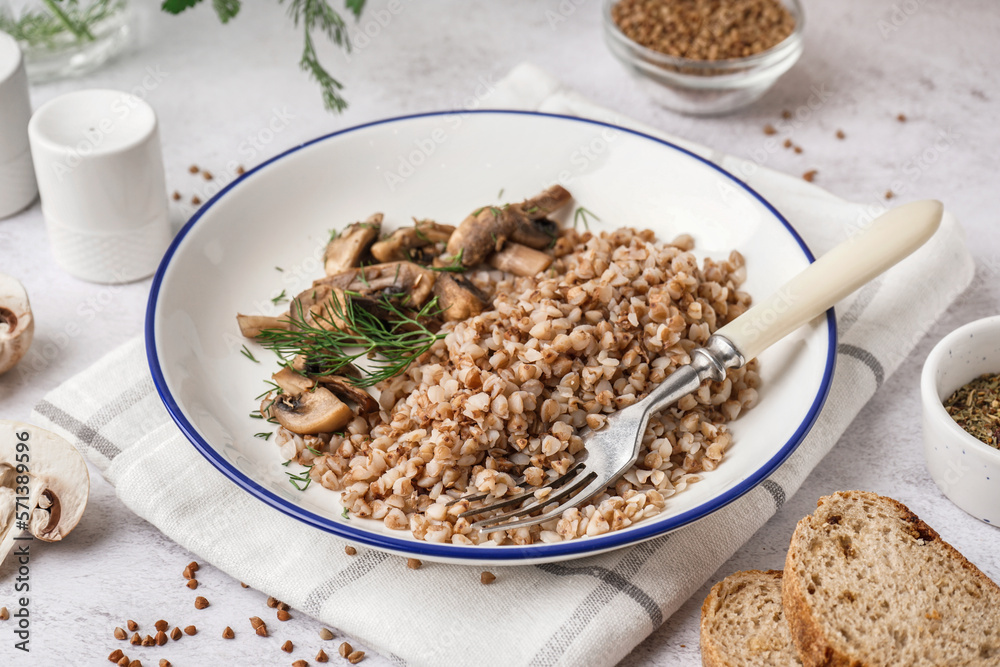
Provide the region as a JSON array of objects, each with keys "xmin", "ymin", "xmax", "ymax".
[
  {"xmin": 240, "ymin": 345, "xmax": 260, "ymax": 362},
  {"xmin": 256, "ymin": 291, "xmax": 446, "ymax": 388},
  {"xmin": 573, "ymin": 206, "xmax": 601, "ymax": 231},
  {"xmin": 286, "ymin": 464, "xmax": 314, "ymax": 491},
  {"xmin": 254, "ymin": 431, "xmax": 273, "ymax": 440}
]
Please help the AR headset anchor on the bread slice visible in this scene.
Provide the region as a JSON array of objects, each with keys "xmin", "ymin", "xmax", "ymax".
[
  {"xmin": 701, "ymin": 569, "xmax": 802, "ymax": 667},
  {"xmin": 783, "ymin": 490, "xmax": 1000, "ymax": 666}
]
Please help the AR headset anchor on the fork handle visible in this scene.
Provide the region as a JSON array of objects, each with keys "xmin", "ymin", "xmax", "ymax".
[{"xmin": 715, "ymin": 200, "xmax": 943, "ymax": 361}]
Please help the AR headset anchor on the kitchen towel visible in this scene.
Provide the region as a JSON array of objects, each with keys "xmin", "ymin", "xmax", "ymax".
[{"xmin": 30, "ymin": 63, "xmax": 975, "ymax": 667}]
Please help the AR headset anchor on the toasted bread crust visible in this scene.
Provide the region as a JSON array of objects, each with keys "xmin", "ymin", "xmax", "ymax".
[
  {"xmin": 701, "ymin": 569, "xmax": 794, "ymax": 667},
  {"xmin": 783, "ymin": 491, "xmax": 1000, "ymax": 667}
]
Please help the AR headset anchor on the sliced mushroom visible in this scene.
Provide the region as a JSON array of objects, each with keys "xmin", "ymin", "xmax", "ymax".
[
  {"xmin": 0, "ymin": 421, "xmax": 89, "ymax": 565},
  {"xmin": 370, "ymin": 219, "xmax": 455, "ymax": 264},
  {"xmin": 522, "ymin": 185, "xmax": 572, "ymax": 219},
  {"xmin": 236, "ymin": 313, "xmax": 289, "ymax": 338},
  {"xmin": 488, "ymin": 243, "xmax": 554, "ymax": 277},
  {"xmin": 446, "ymin": 206, "xmax": 516, "ymax": 267},
  {"xmin": 272, "ymin": 387, "xmax": 353, "ymax": 435},
  {"xmin": 0, "ymin": 274, "xmax": 34, "ymax": 375},
  {"xmin": 433, "ymin": 273, "xmax": 487, "ymax": 321},
  {"xmin": 272, "ymin": 367, "xmax": 314, "ymax": 394},
  {"xmin": 315, "ymin": 376, "xmax": 379, "ymax": 414},
  {"xmin": 324, "ymin": 214, "xmax": 382, "ymax": 275},
  {"xmin": 316, "ymin": 262, "xmax": 437, "ymax": 309}
]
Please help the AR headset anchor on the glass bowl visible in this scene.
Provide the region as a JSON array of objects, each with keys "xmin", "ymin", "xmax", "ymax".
[{"xmin": 602, "ymin": 0, "xmax": 805, "ymax": 115}]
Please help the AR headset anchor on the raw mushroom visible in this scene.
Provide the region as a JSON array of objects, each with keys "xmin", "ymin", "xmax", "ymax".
[
  {"xmin": 272, "ymin": 387, "xmax": 353, "ymax": 435},
  {"xmin": 324, "ymin": 214, "xmax": 381, "ymax": 275},
  {"xmin": 488, "ymin": 243, "xmax": 554, "ymax": 277},
  {"xmin": 0, "ymin": 274, "xmax": 34, "ymax": 375},
  {"xmin": 370, "ymin": 220, "xmax": 455, "ymax": 264},
  {"xmin": 433, "ymin": 273, "xmax": 487, "ymax": 322},
  {"xmin": 0, "ymin": 421, "xmax": 89, "ymax": 565},
  {"xmin": 236, "ymin": 313, "xmax": 289, "ymax": 338}
]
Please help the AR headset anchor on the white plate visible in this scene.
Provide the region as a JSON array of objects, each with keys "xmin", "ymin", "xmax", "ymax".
[{"xmin": 147, "ymin": 111, "xmax": 835, "ymax": 565}]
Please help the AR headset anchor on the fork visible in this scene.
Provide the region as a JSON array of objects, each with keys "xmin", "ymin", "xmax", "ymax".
[{"xmin": 458, "ymin": 200, "xmax": 944, "ymax": 532}]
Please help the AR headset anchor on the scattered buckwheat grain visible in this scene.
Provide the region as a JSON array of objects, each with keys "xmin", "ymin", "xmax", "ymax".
[
  {"xmin": 802, "ymin": 170, "xmax": 817, "ymax": 182},
  {"xmin": 282, "ymin": 640, "xmax": 294, "ymax": 653},
  {"xmin": 897, "ymin": 113, "xmax": 907, "ymax": 122},
  {"xmin": 130, "ymin": 633, "xmax": 140, "ymax": 645},
  {"xmin": 114, "ymin": 627, "xmax": 127, "ymax": 640},
  {"xmin": 170, "ymin": 627, "xmax": 182, "ymax": 641},
  {"xmin": 184, "ymin": 626, "xmax": 197, "ymax": 636},
  {"xmin": 763, "ymin": 124, "xmax": 777, "ymax": 135},
  {"xmin": 319, "ymin": 628, "xmax": 334, "ymax": 640},
  {"xmin": 117, "ymin": 657, "xmax": 129, "ymax": 667},
  {"xmin": 885, "ymin": 190, "xmax": 895, "ymax": 200},
  {"xmin": 339, "ymin": 642, "xmax": 353, "ymax": 658},
  {"xmin": 127, "ymin": 620, "xmax": 138, "ymax": 632},
  {"xmin": 191, "ymin": 195, "xmax": 201, "ymax": 205},
  {"xmin": 292, "ymin": 661, "xmax": 308, "ymax": 667},
  {"xmin": 836, "ymin": 129, "xmax": 845, "ymax": 139},
  {"xmin": 267, "ymin": 596, "xmax": 278, "ymax": 608},
  {"xmin": 406, "ymin": 558, "xmax": 421, "ymax": 570},
  {"xmin": 154, "ymin": 620, "xmax": 168, "ymax": 632},
  {"xmin": 480, "ymin": 571, "xmax": 497, "ymax": 585},
  {"xmin": 345, "ymin": 546, "xmax": 357, "ymax": 556},
  {"xmin": 141, "ymin": 634, "xmax": 155, "ymax": 647},
  {"xmin": 188, "ymin": 165, "xmax": 199, "ymax": 174},
  {"xmin": 223, "ymin": 626, "xmax": 235, "ymax": 639},
  {"xmin": 108, "ymin": 649, "xmax": 124, "ymax": 663},
  {"xmin": 186, "ymin": 579, "xmax": 198, "ymax": 590},
  {"xmin": 277, "ymin": 609, "xmax": 291, "ymax": 621},
  {"xmin": 316, "ymin": 649, "xmax": 329, "ymax": 663},
  {"xmin": 194, "ymin": 596, "xmax": 209, "ymax": 610},
  {"xmin": 348, "ymin": 650, "xmax": 366, "ymax": 664},
  {"xmin": 159, "ymin": 661, "xmax": 171, "ymax": 667},
  {"xmin": 171, "ymin": 191, "xmax": 181, "ymax": 201}
]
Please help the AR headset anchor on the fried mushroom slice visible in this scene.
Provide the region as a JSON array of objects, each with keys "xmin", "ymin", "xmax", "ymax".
[
  {"xmin": 316, "ymin": 262, "xmax": 437, "ymax": 309},
  {"xmin": 273, "ymin": 387, "xmax": 353, "ymax": 435},
  {"xmin": 236, "ymin": 314, "xmax": 289, "ymax": 338},
  {"xmin": 324, "ymin": 214, "xmax": 382, "ymax": 275},
  {"xmin": 446, "ymin": 206, "xmax": 516, "ymax": 267},
  {"xmin": 316, "ymin": 376, "xmax": 378, "ymax": 414},
  {"xmin": 433, "ymin": 273, "xmax": 487, "ymax": 322},
  {"xmin": 370, "ymin": 219, "xmax": 455, "ymax": 264},
  {"xmin": 488, "ymin": 243, "xmax": 553, "ymax": 277}
]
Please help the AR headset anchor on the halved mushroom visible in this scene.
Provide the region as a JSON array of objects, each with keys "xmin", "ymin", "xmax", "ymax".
[
  {"xmin": 0, "ymin": 274, "xmax": 34, "ymax": 375},
  {"xmin": 488, "ymin": 243, "xmax": 554, "ymax": 277},
  {"xmin": 433, "ymin": 273, "xmax": 487, "ymax": 321},
  {"xmin": 236, "ymin": 313, "xmax": 289, "ymax": 338},
  {"xmin": 0, "ymin": 421, "xmax": 89, "ymax": 565},
  {"xmin": 272, "ymin": 367, "xmax": 314, "ymax": 394},
  {"xmin": 272, "ymin": 387, "xmax": 353, "ymax": 435},
  {"xmin": 316, "ymin": 262, "xmax": 437, "ymax": 309},
  {"xmin": 315, "ymin": 376, "xmax": 379, "ymax": 414},
  {"xmin": 324, "ymin": 214, "xmax": 382, "ymax": 275},
  {"xmin": 370, "ymin": 219, "xmax": 455, "ymax": 264}
]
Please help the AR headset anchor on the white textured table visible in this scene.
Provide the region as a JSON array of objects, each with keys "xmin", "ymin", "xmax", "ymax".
[{"xmin": 1, "ymin": 1, "xmax": 998, "ymax": 665}]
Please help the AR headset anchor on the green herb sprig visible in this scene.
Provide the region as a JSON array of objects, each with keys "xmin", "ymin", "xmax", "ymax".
[
  {"xmin": 161, "ymin": 0, "xmax": 365, "ymax": 113},
  {"xmin": 573, "ymin": 206, "xmax": 600, "ymax": 231},
  {"xmin": 256, "ymin": 291, "xmax": 445, "ymax": 388},
  {"xmin": 286, "ymin": 464, "xmax": 314, "ymax": 491}
]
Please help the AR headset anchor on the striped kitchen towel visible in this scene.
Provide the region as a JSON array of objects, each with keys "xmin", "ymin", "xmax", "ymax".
[{"xmin": 30, "ymin": 64, "xmax": 975, "ymax": 667}]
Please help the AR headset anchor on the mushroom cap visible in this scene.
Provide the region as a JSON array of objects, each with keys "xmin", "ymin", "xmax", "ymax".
[
  {"xmin": 324, "ymin": 214, "xmax": 382, "ymax": 275},
  {"xmin": 0, "ymin": 421, "xmax": 89, "ymax": 560},
  {"xmin": 273, "ymin": 387, "xmax": 353, "ymax": 435},
  {"xmin": 0, "ymin": 273, "xmax": 34, "ymax": 376}
]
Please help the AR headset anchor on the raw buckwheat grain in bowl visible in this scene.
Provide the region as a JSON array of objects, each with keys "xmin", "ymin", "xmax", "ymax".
[{"xmin": 236, "ymin": 186, "xmax": 759, "ymax": 546}]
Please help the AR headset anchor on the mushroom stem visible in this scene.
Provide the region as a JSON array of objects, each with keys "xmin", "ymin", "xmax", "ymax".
[
  {"xmin": 0, "ymin": 274, "xmax": 34, "ymax": 375},
  {"xmin": 237, "ymin": 314, "xmax": 289, "ymax": 339},
  {"xmin": 488, "ymin": 243, "xmax": 553, "ymax": 277}
]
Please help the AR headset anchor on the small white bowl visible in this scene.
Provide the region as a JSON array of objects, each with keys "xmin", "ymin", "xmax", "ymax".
[{"xmin": 921, "ymin": 315, "xmax": 1000, "ymax": 526}]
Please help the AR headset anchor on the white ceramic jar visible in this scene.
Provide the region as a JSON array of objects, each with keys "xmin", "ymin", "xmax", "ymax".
[
  {"xmin": 921, "ymin": 315, "xmax": 1000, "ymax": 526},
  {"xmin": 0, "ymin": 32, "xmax": 38, "ymax": 219},
  {"xmin": 27, "ymin": 89, "xmax": 171, "ymax": 283}
]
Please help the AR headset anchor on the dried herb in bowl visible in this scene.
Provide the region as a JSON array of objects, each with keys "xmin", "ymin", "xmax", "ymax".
[
  {"xmin": 942, "ymin": 372, "xmax": 1000, "ymax": 449},
  {"xmin": 611, "ymin": 0, "xmax": 796, "ymax": 61}
]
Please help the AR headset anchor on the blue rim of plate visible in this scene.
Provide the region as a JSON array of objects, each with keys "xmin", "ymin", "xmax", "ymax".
[{"xmin": 146, "ymin": 110, "xmax": 837, "ymax": 561}]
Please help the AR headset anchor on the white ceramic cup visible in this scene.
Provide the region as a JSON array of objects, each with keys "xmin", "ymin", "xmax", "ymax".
[
  {"xmin": 921, "ymin": 315, "xmax": 1000, "ymax": 526},
  {"xmin": 28, "ymin": 89, "xmax": 171, "ymax": 283},
  {"xmin": 0, "ymin": 32, "xmax": 38, "ymax": 219}
]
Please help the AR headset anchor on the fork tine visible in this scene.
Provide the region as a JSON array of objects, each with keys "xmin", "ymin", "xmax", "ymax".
[
  {"xmin": 457, "ymin": 462, "xmax": 587, "ymax": 519},
  {"xmin": 478, "ymin": 474, "xmax": 610, "ymax": 532},
  {"xmin": 472, "ymin": 469, "xmax": 598, "ymax": 530},
  {"xmin": 443, "ymin": 474, "xmax": 525, "ymax": 507}
]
